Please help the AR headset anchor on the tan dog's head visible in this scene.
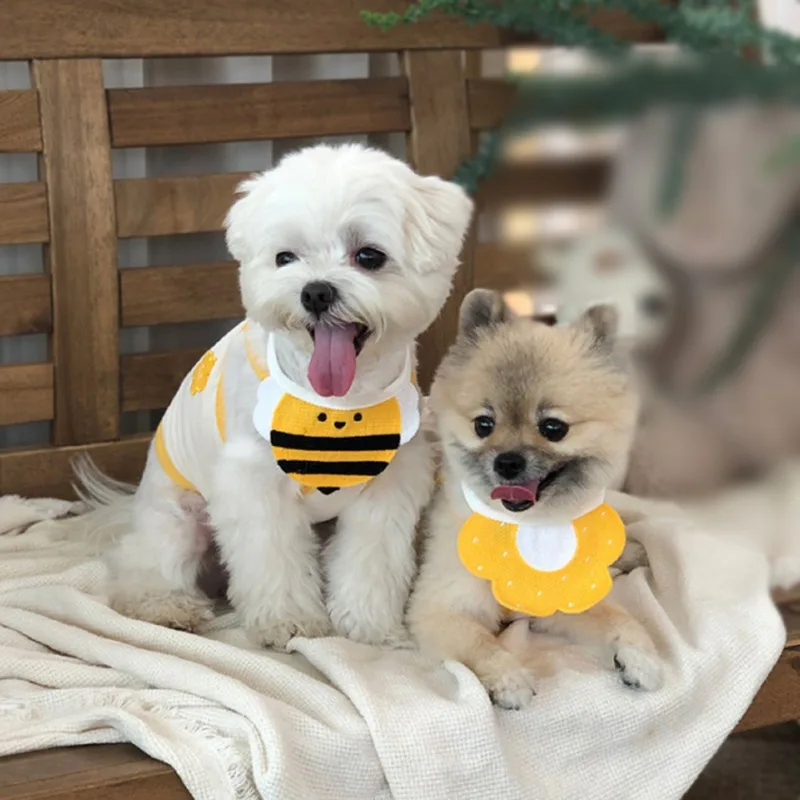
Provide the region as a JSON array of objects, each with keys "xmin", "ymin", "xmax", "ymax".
[{"xmin": 430, "ymin": 289, "xmax": 639, "ymax": 520}]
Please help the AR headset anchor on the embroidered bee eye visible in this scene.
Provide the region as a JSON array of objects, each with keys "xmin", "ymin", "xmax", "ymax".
[
  {"xmin": 473, "ymin": 415, "xmax": 495, "ymax": 439},
  {"xmin": 539, "ymin": 417, "xmax": 569, "ymax": 442},
  {"xmin": 317, "ymin": 413, "xmax": 327, "ymax": 422},
  {"xmin": 354, "ymin": 413, "xmax": 363, "ymax": 422},
  {"xmin": 276, "ymin": 251, "xmax": 297, "ymax": 267},
  {"xmin": 354, "ymin": 247, "xmax": 387, "ymax": 271}
]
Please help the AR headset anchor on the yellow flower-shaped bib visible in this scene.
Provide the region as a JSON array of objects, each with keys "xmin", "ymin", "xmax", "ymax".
[{"xmin": 458, "ymin": 485, "xmax": 625, "ymax": 617}]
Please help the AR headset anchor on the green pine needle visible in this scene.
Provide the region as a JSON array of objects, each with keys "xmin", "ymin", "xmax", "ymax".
[
  {"xmin": 766, "ymin": 134, "xmax": 800, "ymax": 172},
  {"xmin": 658, "ymin": 108, "xmax": 700, "ymax": 219},
  {"xmin": 449, "ymin": 57, "xmax": 800, "ymax": 197}
]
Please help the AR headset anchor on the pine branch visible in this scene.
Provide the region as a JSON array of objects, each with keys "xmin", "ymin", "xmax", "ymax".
[
  {"xmin": 658, "ymin": 107, "xmax": 699, "ymax": 219},
  {"xmin": 363, "ymin": 0, "xmax": 800, "ymax": 64},
  {"xmin": 452, "ymin": 57, "xmax": 800, "ymax": 193}
]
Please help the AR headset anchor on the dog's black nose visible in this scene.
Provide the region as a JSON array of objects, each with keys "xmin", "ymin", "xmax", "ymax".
[
  {"xmin": 640, "ymin": 293, "xmax": 668, "ymax": 317},
  {"xmin": 494, "ymin": 452, "xmax": 526, "ymax": 480},
  {"xmin": 301, "ymin": 281, "xmax": 338, "ymax": 317}
]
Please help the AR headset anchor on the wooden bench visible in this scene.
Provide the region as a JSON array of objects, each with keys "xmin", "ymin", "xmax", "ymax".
[{"xmin": 0, "ymin": 1, "xmax": 795, "ymax": 796}]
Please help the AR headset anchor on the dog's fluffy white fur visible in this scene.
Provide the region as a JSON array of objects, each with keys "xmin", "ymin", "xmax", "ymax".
[
  {"xmin": 90, "ymin": 144, "xmax": 473, "ymax": 649},
  {"xmin": 538, "ymin": 226, "xmax": 673, "ymax": 352}
]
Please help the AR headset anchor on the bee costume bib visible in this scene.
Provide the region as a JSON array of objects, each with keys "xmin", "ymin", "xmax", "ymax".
[
  {"xmin": 252, "ymin": 333, "xmax": 420, "ymax": 495},
  {"xmin": 154, "ymin": 320, "xmax": 420, "ymax": 522},
  {"xmin": 457, "ymin": 484, "xmax": 625, "ymax": 617}
]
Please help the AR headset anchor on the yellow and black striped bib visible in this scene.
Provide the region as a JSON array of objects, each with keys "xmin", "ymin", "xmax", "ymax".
[
  {"xmin": 253, "ymin": 335, "xmax": 420, "ymax": 495},
  {"xmin": 270, "ymin": 395, "xmax": 403, "ymax": 493}
]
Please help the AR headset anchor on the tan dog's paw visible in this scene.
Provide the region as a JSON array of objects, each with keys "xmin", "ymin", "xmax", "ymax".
[
  {"xmin": 612, "ymin": 639, "xmax": 664, "ymax": 692},
  {"xmin": 112, "ymin": 591, "xmax": 214, "ymax": 633},
  {"xmin": 483, "ymin": 665, "xmax": 537, "ymax": 710},
  {"xmin": 246, "ymin": 614, "xmax": 333, "ymax": 651},
  {"xmin": 610, "ymin": 540, "xmax": 648, "ymax": 577}
]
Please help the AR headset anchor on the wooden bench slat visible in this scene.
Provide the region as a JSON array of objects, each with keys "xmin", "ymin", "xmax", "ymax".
[
  {"xmin": 34, "ymin": 59, "xmax": 120, "ymax": 447},
  {"xmin": 108, "ymin": 78, "xmax": 410, "ymax": 148},
  {"xmin": 115, "ymin": 173, "xmax": 245, "ymax": 239},
  {"xmin": 0, "ymin": 362, "xmax": 54, "ymax": 426},
  {"xmin": 121, "ymin": 262, "xmax": 241, "ymax": 327},
  {"xmin": 477, "ymin": 158, "xmax": 610, "ymax": 210},
  {"xmin": 733, "ymin": 645, "xmax": 800, "ymax": 732},
  {"xmin": 404, "ymin": 50, "xmax": 474, "ymax": 392},
  {"xmin": 0, "ymin": 0, "xmax": 499, "ymax": 58},
  {"xmin": 0, "ymin": 275, "xmax": 52, "ymax": 336},
  {"xmin": 0, "ymin": 90, "xmax": 43, "ymax": 152},
  {"xmin": 474, "ymin": 242, "xmax": 534, "ymax": 291},
  {"xmin": 0, "ymin": 436, "xmax": 151, "ymax": 499},
  {"xmin": 0, "ymin": 1, "xmax": 662, "ymax": 59},
  {"xmin": 121, "ymin": 348, "xmax": 204, "ymax": 413},
  {"xmin": 467, "ymin": 78, "xmax": 516, "ymax": 132},
  {"xmin": 0, "ymin": 183, "xmax": 49, "ymax": 245},
  {"xmin": 0, "ymin": 744, "xmax": 189, "ymax": 800}
]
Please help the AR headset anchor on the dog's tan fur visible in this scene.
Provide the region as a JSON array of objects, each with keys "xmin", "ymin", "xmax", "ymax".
[{"xmin": 407, "ymin": 290, "xmax": 663, "ymax": 709}]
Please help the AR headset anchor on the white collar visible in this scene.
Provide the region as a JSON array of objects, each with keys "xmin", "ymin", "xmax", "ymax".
[
  {"xmin": 266, "ymin": 334, "xmax": 414, "ymax": 411},
  {"xmin": 461, "ymin": 482, "xmax": 606, "ymax": 527}
]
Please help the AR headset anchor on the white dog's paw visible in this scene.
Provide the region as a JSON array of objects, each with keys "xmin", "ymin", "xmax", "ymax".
[
  {"xmin": 246, "ymin": 613, "xmax": 333, "ymax": 651},
  {"xmin": 362, "ymin": 628, "xmax": 415, "ymax": 650},
  {"xmin": 328, "ymin": 601, "xmax": 411, "ymax": 648},
  {"xmin": 112, "ymin": 591, "xmax": 214, "ymax": 632},
  {"xmin": 379, "ymin": 629, "xmax": 416, "ymax": 650},
  {"xmin": 612, "ymin": 639, "xmax": 664, "ymax": 692},
  {"xmin": 482, "ymin": 665, "xmax": 537, "ymax": 710},
  {"xmin": 333, "ymin": 616, "xmax": 412, "ymax": 649}
]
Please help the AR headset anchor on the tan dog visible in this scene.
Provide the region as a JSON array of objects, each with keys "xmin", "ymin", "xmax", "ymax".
[{"xmin": 407, "ymin": 290, "xmax": 663, "ymax": 709}]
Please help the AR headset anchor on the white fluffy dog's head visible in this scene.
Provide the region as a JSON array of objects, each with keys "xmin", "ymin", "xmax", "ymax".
[
  {"xmin": 538, "ymin": 226, "xmax": 673, "ymax": 351},
  {"xmin": 225, "ymin": 144, "xmax": 473, "ymax": 396}
]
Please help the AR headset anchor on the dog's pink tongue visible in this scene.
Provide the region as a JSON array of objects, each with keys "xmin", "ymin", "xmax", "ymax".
[
  {"xmin": 308, "ymin": 322, "xmax": 358, "ymax": 397},
  {"xmin": 490, "ymin": 482, "xmax": 539, "ymax": 504}
]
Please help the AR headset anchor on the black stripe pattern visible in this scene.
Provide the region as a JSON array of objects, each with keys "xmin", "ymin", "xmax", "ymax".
[
  {"xmin": 277, "ymin": 460, "xmax": 388, "ymax": 477},
  {"xmin": 271, "ymin": 430, "xmax": 400, "ymax": 452}
]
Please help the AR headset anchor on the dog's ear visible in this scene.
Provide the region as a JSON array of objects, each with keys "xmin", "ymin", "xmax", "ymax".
[
  {"xmin": 459, "ymin": 289, "xmax": 510, "ymax": 339},
  {"xmin": 574, "ymin": 303, "xmax": 618, "ymax": 351},
  {"xmin": 224, "ymin": 172, "xmax": 269, "ymax": 266},
  {"xmin": 404, "ymin": 175, "xmax": 474, "ymax": 274}
]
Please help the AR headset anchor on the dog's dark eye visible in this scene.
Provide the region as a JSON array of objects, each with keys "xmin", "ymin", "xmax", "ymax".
[
  {"xmin": 473, "ymin": 416, "xmax": 495, "ymax": 439},
  {"xmin": 539, "ymin": 418, "xmax": 569, "ymax": 442},
  {"xmin": 276, "ymin": 251, "xmax": 297, "ymax": 267},
  {"xmin": 640, "ymin": 293, "xmax": 668, "ymax": 317},
  {"xmin": 354, "ymin": 247, "xmax": 387, "ymax": 271}
]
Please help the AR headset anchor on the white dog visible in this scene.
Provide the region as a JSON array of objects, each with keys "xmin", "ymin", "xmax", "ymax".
[
  {"xmin": 537, "ymin": 226, "xmax": 673, "ymax": 352},
  {"xmin": 91, "ymin": 144, "xmax": 473, "ymax": 649}
]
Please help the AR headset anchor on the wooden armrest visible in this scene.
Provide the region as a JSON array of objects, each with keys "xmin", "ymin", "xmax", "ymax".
[
  {"xmin": 734, "ymin": 600, "xmax": 800, "ymax": 732},
  {"xmin": 0, "ymin": 744, "xmax": 189, "ymax": 800},
  {"xmin": 734, "ymin": 645, "xmax": 800, "ymax": 732}
]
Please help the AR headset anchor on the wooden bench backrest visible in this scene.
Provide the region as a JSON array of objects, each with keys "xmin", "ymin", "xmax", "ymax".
[{"xmin": 0, "ymin": 0, "xmax": 658, "ymax": 498}]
